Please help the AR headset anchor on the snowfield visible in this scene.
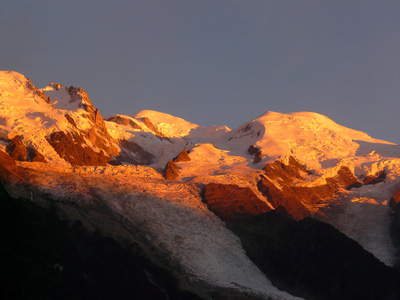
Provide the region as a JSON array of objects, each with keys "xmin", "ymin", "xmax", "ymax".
[
  {"xmin": 20, "ymin": 162, "xmax": 300, "ymax": 300},
  {"xmin": 3, "ymin": 70, "xmax": 400, "ymax": 297}
]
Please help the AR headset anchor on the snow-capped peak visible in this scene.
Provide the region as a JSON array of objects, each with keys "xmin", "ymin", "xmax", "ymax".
[
  {"xmin": 221, "ymin": 110, "xmax": 400, "ymax": 170},
  {"xmin": 41, "ymin": 84, "xmax": 93, "ymax": 112},
  {"xmin": 132, "ymin": 110, "xmax": 200, "ymax": 138}
]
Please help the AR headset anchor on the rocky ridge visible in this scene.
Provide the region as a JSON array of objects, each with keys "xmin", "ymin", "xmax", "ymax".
[{"xmin": 2, "ymin": 71, "xmax": 400, "ymax": 299}]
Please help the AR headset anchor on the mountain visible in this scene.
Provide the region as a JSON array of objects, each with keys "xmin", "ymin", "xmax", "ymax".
[{"xmin": 1, "ymin": 70, "xmax": 400, "ymax": 299}]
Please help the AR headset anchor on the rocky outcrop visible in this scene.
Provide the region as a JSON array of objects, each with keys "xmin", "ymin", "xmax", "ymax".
[
  {"xmin": 106, "ymin": 115, "xmax": 142, "ymax": 130},
  {"xmin": 46, "ymin": 131, "xmax": 112, "ymax": 166},
  {"xmin": 257, "ymin": 157, "xmax": 312, "ymax": 219},
  {"xmin": 254, "ymin": 150, "xmax": 263, "ymax": 164},
  {"xmin": 136, "ymin": 117, "xmax": 169, "ymax": 139},
  {"xmin": 163, "ymin": 160, "xmax": 180, "ymax": 180},
  {"xmin": 363, "ymin": 171, "xmax": 387, "ymax": 185},
  {"xmin": 257, "ymin": 156, "xmax": 362, "ymax": 220},
  {"xmin": 390, "ymin": 188, "xmax": 400, "ymax": 209},
  {"xmin": 173, "ymin": 150, "xmax": 191, "ymax": 163},
  {"xmin": 110, "ymin": 140, "xmax": 155, "ymax": 165},
  {"xmin": 6, "ymin": 136, "xmax": 27, "ymax": 161},
  {"xmin": 5, "ymin": 136, "xmax": 47, "ymax": 163},
  {"xmin": 66, "ymin": 86, "xmax": 119, "ymax": 157},
  {"xmin": 202, "ymin": 183, "xmax": 271, "ymax": 220},
  {"xmin": 333, "ymin": 167, "xmax": 363, "ymax": 190},
  {"xmin": 64, "ymin": 114, "xmax": 77, "ymax": 127},
  {"xmin": 26, "ymin": 78, "xmax": 51, "ymax": 104},
  {"xmin": 200, "ymin": 181, "xmax": 400, "ymax": 300},
  {"xmin": 49, "ymin": 82, "xmax": 64, "ymax": 90},
  {"xmin": 0, "ymin": 150, "xmax": 21, "ymax": 184},
  {"xmin": 27, "ymin": 147, "xmax": 47, "ymax": 163},
  {"xmin": 247, "ymin": 145, "xmax": 259, "ymax": 156},
  {"xmin": 247, "ymin": 145, "xmax": 262, "ymax": 164}
]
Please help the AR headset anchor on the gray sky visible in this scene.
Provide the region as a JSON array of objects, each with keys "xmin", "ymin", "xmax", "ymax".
[{"xmin": 1, "ymin": 0, "xmax": 400, "ymax": 142}]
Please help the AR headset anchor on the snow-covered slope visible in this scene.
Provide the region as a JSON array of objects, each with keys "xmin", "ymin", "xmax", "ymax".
[
  {"xmin": 0, "ymin": 71, "xmax": 122, "ymax": 167},
  {"xmin": 133, "ymin": 109, "xmax": 230, "ymax": 139},
  {"xmin": 2, "ymin": 70, "xmax": 400, "ymax": 298},
  {"xmin": 133, "ymin": 110, "xmax": 200, "ymax": 138},
  {"xmin": 0, "ymin": 71, "xmax": 72, "ymax": 166},
  {"xmin": 19, "ymin": 162, "xmax": 299, "ymax": 300},
  {"xmin": 220, "ymin": 111, "xmax": 399, "ymax": 169}
]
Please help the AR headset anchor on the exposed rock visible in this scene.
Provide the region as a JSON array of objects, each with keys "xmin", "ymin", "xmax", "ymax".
[
  {"xmin": 390, "ymin": 187, "xmax": 400, "ymax": 209},
  {"xmin": 27, "ymin": 147, "xmax": 47, "ymax": 163},
  {"xmin": 201, "ymin": 182, "xmax": 400, "ymax": 300},
  {"xmin": 46, "ymin": 131, "xmax": 112, "ymax": 166},
  {"xmin": 6, "ymin": 135, "xmax": 28, "ymax": 161},
  {"xmin": 202, "ymin": 183, "xmax": 271, "ymax": 220},
  {"xmin": 106, "ymin": 115, "xmax": 142, "ymax": 130},
  {"xmin": 163, "ymin": 160, "xmax": 180, "ymax": 180},
  {"xmin": 141, "ymin": 117, "xmax": 161, "ymax": 135},
  {"xmin": 67, "ymin": 86, "xmax": 89, "ymax": 105},
  {"xmin": 254, "ymin": 150, "xmax": 263, "ymax": 164},
  {"xmin": 49, "ymin": 82, "xmax": 65, "ymax": 90},
  {"xmin": 136, "ymin": 117, "xmax": 169, "ymax": 139},
  {"xmin": 110, "ymin": 139, "xmax": 155, "ymax": 165},
  {"xmin": 247, "ymin": 145, "xmax": 259, "ymax": 156},
  {"xmin": 85, "ymin": 125, "xmax": 117, "ymax": 156},
  {"xmin": 67, "ymin": 86, "xmax": 119, "ymax": 157},
  {"xmin": 257, "ymin": 157, "xmax": 312, "ymax": 220},
  {"xmin": 257, "ymin": 156, "xmax": 362, "ymax": 220},
  {"xmin": 173, "ymin": 150, "xmax": 191, "ymax": 163},
  {"xmin": 363, "ymin": 171, "xmax": 387, "ymax": 185},
  {"xmin": 26, "ymin": 78, "xmax": 50, "ymax": 104},
  {"xmin": 64, "ymin": 114, "xmax": 77, "ymax": 127},
  {"xmin": 333, "ymin": 167, "xmax": 363, "ymax": 190},
  {"xmin": 247, "ymin": 145, "xmax": 262, "ymax": 164},
  {"xmin": 0, "ymin": 150, "xmax": 21, "ymax": 184}
]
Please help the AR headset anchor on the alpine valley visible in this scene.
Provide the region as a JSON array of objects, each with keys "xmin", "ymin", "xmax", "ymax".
[{"xmin": 1, "ymin": 70, "xmax": 400, "ymax": 300}]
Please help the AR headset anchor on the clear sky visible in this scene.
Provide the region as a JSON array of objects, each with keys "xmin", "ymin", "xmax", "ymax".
[{"xmin": 1, "ymin": 1, "xmax": 400, "ymax": 142}]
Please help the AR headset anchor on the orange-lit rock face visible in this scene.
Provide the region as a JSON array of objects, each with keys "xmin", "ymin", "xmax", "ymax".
[
  {"xmin": 139, "ymin": 117, "xmax": 168, "ymax": 139},
  {"xmin": 4, "ymin": 136, "xmax": 46, "ymax": 163},
  {"xmin": 0, "ymin": 150, "xmax": 23, "ymax": 184},
  {"xmin": 164, "ymin": 160, "xmax": 180, "ymax": 180},
  {"xmin": 66, "ymin": 86, "xmax": 119, "ymax": 157},
  {"xmin": 247, "ymin": 145, "xmax": 263, "ymax": 164},
  {"xmin": 363, "ymin": 171, "xmax": 387, "ymax": 185},
  {"xmin": 113, "ymin": 139, "xmax": 155, "ymax": 165},
  {"xmin": 172, "ymin": 149, "xmax": 191, "ymax": 163},
  {"xmin": 202, "ymin": 183, "xmax": 271, "ymax": 220},
  {"xmin": 6, "ymin": 135, "xmax": 28, "ymax": 161},
  {"xmin": 257, "ymin": 156, "xmax": 362, "ymax": 220},
  {"xmin": 106, "ymin": 115, "xmax": 143, "ymax": 130},
  {"xmin": 46, "ymin": 131, "xmax": 112, "ymax": 166},
  {"xmin": 390, "ymin": 188, "xmax": 400, "ymax": 209}
]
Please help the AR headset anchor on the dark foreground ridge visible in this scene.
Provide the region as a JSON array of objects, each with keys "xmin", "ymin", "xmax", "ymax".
[
  {"xmin": 0, "ymin": 184, "xmax": 201, "ymax": 300},
  {"xmin": 202, "ymin": 183, "xmax": 400, "ymax": 300}
]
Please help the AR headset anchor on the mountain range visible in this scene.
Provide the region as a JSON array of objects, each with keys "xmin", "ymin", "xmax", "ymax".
[{"xmin": 1, "ymin": 70, "xmax": 400, "ymax": 300}]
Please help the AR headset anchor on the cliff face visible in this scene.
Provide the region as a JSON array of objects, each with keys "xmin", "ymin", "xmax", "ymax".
[
  {"xmin": 255, "ymin": 157, "xmax": 362, "ymax": 220},
  {"xmin": 46, "ymin": 131, "xmax": 112, "ymax": 166},
  {"xmin": 50, "ymin": 84, "xmax": 119, "ymax": 159},
  {"xmin": 200, "ymin": 182, "xmax": 400, "ymax": 300},
  {"xmin": 202, "ymin": 183, "xmax": 271, "ymax": 220},
  {"xmin": 3, "ymin": 71, "xmax": 400, "ymax": 299}
]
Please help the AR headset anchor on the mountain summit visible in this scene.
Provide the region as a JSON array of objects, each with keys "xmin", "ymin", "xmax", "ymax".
[{"xmin": 1, "ymin": 71, "xmax": 400, "ymax": 300}]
